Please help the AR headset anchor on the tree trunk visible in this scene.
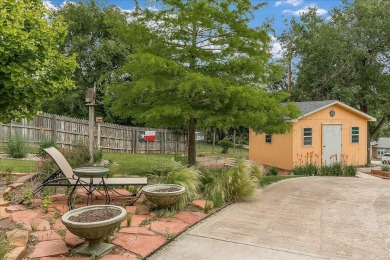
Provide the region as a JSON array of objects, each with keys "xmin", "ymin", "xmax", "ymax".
[{"xmin": 188, "ymin": 118, "xmax": 197, "ymax": 166}]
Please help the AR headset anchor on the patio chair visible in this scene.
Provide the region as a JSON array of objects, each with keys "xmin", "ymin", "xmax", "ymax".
[{"xmin": 32, "ymin": 147, "xmax": 147, "ymax": 204}]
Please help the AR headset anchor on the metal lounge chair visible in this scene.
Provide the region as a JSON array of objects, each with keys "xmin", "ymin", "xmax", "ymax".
[{"xmin": 32, "ymin": 147, "xmax": 147, "ymax": 205}]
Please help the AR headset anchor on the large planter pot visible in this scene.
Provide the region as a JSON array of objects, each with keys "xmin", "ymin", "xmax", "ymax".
[
  {"xmin": 62, "ymin": 205, "xmax": 126, "ymax": 256},
  {"xmin": 142, "ymin": 184, "xmax": 185, "ymax": 208}
]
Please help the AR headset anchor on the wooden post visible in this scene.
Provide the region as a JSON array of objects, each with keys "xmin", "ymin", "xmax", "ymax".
[
  {"xmin": 86, "ymin": 87, "xmax": 96, "ymax": 163},
  {"xmin": 124, "ymin": 127, "xmax": 128, "ymax": 153},
  {"xmin": 52, "ymin": 115, "xmax": 57, "ymax": 142},
  {"xmin": 97, "ymin": 122, "xmax": 101, "ymax": 150}
]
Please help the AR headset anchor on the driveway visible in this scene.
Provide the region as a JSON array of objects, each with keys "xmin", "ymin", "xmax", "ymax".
[{"xmin": 149, "ymin": 176, "xmax": 390, "ymax": 259}]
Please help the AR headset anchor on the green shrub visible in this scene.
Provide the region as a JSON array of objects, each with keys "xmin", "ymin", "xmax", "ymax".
[
  {"xmin": 174, "ymin": 154, "xmax": 188, "ymax": 165},
  {"xmin": 94, "ymin": 148, "xmax": 103, "ymax": 163},
  {"xmin": 380, "ymin": 164, "xmax": 390, "ymax": 172},
  {"xmin": 147, "ymin": 166, "xmax": 200, "ymax": 210},
  {"xmin": 290, "ymin": 164, "xmax": 318, "ymax": 176},
  {"xmin": 343, "ymin": 165, "xmax": 357, "ymax": 176},
  {"xmin": 6, "ymin": 134, "xmax": 28, "ymax": 158},
  {"xmin": 266, "ymin": 167, "xmax": 278, "ymax": 176},
  {"xmin": 203, "ymin": 161, "xmax": 259, "ymax": 206},
  {"xmin": 39, "ymin": 139, "xmax": 57, "ymax": 156},
  {"xmin": 319, "ymin": 163, "xmax": 343, "ymax": 176},
  {"xmin": 218, "ymin": 138, "xmax": 233, "ymax": 153}
]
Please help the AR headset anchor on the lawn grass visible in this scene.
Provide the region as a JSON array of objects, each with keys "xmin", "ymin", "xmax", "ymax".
[
  {"xmin": 104, "ymin": 153, "xmax": 178, "ymax": 177},
  {"xmin": 196, "ymin": 141, "xmax": 248, "ymax": 159},
  {"xmin": 0, "ymin": 159, "xmax": 38, "ymax": 173},
  {"xmin": 259, "ymin": 175, "xmax": 305, "ymax": 188}
]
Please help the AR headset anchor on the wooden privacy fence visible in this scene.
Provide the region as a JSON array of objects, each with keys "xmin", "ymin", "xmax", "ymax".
[{"xmin": 0, "ymin": 113, "xmax": 187, "ymax": 154}]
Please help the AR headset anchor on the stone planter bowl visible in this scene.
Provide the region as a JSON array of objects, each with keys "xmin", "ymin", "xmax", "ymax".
[
  {"xmin": 142, "ymin": 184, "xmax": 185, "ymax": 208},
  {"xmin": 62, "ymin": 205, "xmax": 127, "ymax": 256}
]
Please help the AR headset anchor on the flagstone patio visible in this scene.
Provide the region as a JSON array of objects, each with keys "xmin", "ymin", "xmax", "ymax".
[{"xmin": 0, "ymin": 174, "xmax": 211, "ymax": 259}]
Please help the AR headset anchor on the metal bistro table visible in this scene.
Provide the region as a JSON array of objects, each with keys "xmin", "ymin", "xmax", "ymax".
[{"xmin": 68, "ymin": 167, "xmax": 110, "ymax": 209}]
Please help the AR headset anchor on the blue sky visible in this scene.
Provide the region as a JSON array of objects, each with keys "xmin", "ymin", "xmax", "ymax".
[{"xmin": 44, "ymin": 0, "xmax": 344, "ymax": 57}]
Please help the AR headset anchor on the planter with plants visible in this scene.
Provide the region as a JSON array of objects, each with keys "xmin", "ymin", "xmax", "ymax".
[
  {"xmin": 61, "ymin": 205, "xmax": 126, "ymax": 256},
  {"xmin": 371, "ymin": 164, "xmax": 390, "ymax": 178},
  {"xmin": 142, "ymin": 184, "xmax": 186, "ymax": 208}
]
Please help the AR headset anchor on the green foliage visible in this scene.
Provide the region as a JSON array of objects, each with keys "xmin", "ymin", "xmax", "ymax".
[
  {"xmin": 266, "ymin": 167, "xmax": 278, "ymax": 176},
  {"xmin": 381, "ymin": 164, "xmax": 390, "ymax": 172},
  {"xmin": 93, "ymin": 148, "xmax": 103, "ymax": 163},
  {"xmin": 203, "ymin": 161, "xmax": 260, "ymax": 207},
  {"xmin": 320, "ymin": 163, "xmax": 343, "ymax": 176},
  {"xmin": 290, "ymin": 163, "xmax": 356, "ymax": 177},
  {"xmin": 281, "ymin": 0, "xmax": 390, "ymax": 155},
  {"xmin": 0, "ymin": 0, "xmax": 76, "ymax": 123},
  {"xmin": 290, "ymin": 164, "xmax": 318, "ymax": 176},
  {"xmin": 42, "ymin": 195, "xmax": 52, "ymax": 213},
  {"xmin": 218, "ymin": 138, "xmax": 233, "ymax": 154},
  {"xmin": 148, "ymin": 167, "xmax": 200, "ymax": 210},
  {"xmin": 343, "ymin": 165, "xmax": 357, "ymax": 176},
  {"xmin": 22, "ymin": 189, "xmax": 33, "ymax": 207},
  {"xmin": 39, "ymin": 140, "xmax": 58, "ymax": 157},
  {"xmin": 6, "ymin": 135, "xmax": 28, "ymax": 158},
  {"xmin": 0, "ymin": 239, "xmax": 10, "ymax": 259},
  {"xmin": 139, "ymin": 217, "xmax": 157, "ymax": 227},
  {"xmin": 174, "ymin": 154, "xmax": 188, "ymax": 165},
  {"xmin": 105, "ymin": 0, "xmax": 301, "ymax": 165}
]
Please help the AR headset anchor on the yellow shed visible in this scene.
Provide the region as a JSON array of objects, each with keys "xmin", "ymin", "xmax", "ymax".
[{"xmin": 249, "ymin": 100, "xmax": 376, "ymax": 170}]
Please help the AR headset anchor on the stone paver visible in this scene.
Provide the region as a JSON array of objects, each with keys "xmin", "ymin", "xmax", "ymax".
[
  {"xmin": 5, "ymin": 246, "xmax": 26, "ymax": 260},
  {"xmin": 31, "ymin": 230, "xmax": 63, "ymax": 241},
  {"xmin": 150, "ymin": 177, "xmax": 390, "ymax": 259},
  {"xmin": 0, "ymin": 198, "xmax": 10, "ymax": 206},
  {"xmin": 28, "ymin": 240, "xmax": 69, "ymax": 258},
  {"xmin": 150, "ymin": 218, "xmax": 189, "ymax": 234},
  {"xmin": 191, "ymin": 199, "xmax": 213, "ymax": 210},
  {"xmin": 6, "ymin": 229, "xmax": 29, "ymax": 247},
  {"xmin": 112, "ymin": 233, "xmax": 166, "ymax": 257},
  {"xmin": 64, "ymin": 231, "xmax": 84, "ymax": 247},
  {"xmin": 119, "ymin": 226, "xmax": 156, "ymax": 236},
  {"xmin": 173, "ymin": 211, "xmax": 207, "ymax": 224}
]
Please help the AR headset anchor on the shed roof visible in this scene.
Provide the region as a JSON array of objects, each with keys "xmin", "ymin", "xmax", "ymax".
[
  {"xmin": 373, "ymin": 137, "xmax": 390, "ymax": 148},
  {"xmin": 289, "ymin": 100, "xmax": 376, "ymax": 122}
]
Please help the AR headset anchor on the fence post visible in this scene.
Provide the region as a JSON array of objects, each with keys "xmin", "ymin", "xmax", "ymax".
[
  {"xmin": 134, "ymin": 129, "xmax": 138, "ymax": 154},
  {"xmin": 0, "ymin": 123, "xmax": 2, "ymax": 146},
  {"xmin": 52, "ymin": 115, "xmax": 57, "ymax": 142},
  {"xmin": 124, "ymin": 127, "xmax": 128, "ymax": 153},
  {"xmin": 97, "ymin": 122, "xmax": 101, "ymax": 150}
]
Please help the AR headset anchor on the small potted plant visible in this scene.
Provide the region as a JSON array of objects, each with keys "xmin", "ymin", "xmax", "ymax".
[
  {"xmin": 62, "ymin": 205, "xmax": 126, "ymax": 256},
  {"xmin": 142, "ymin": 184, "xmax": 185, "ymax": 208}
]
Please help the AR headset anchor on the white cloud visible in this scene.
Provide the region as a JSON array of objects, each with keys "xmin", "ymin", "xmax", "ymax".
[
  {"xmin": 283, "ymin": 5, "xmax": 328, "ymax": 16},
  {"xmin": 275, "ymin": 0, "xmax": 304, "ymax": 7},
  {"xmin": 270, "ymin": 36, "xmax": 285, "ymax": 59},
  {"xmin": 43, "ymin": 0, "xmax": 57, "ymax": 11}
]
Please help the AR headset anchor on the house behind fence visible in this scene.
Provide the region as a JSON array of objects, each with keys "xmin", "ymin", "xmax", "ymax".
[{"xmin": 0, "ymin": 113, "xmax": 187, "ymax": 154}]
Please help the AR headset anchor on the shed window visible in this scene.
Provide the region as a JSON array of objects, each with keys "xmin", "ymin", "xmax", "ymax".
[
  {"xmin": 351, "ymin": 127, "xmax": 359, "ymax": 144},
  {"xmin": 303, "ymin": 128, "xmax": 312, "ymax": 146},
  {"xmin": 265, "ymin": 134, "xmax": 272, "ymax": 144}
]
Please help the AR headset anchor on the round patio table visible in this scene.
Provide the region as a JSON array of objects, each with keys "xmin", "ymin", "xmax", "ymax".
[{"xmin": 67, "ymin": 167, "xmax": 110, "ymax": 209}]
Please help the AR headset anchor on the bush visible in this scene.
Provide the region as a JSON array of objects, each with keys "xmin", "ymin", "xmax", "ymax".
[
  {"xmin": 203, "ymin": 161, "xmax": 259, "ymax": 206},
  {"xmin": 147, "ymin": 166, "xmax": 200, "ymax": 210},
  {"xmin": 290, "ymin": 164, "xmax": 318, "ymax": 176},
  {"xmin": 218, "ymin": 138, "xmax": 233, "ymax": 153},
  {"xmin": 343, "ymin": 165, "xmax": 357, "ymax": 176},
  {"xmin": 6, "ymin": 135, "xmax": 28, "ymax": 158},
  {"xmin": 94, "ymin": 148, "xmax": 103, "ymax": 163},
  {"xmin": 266, "ymin": 167, "xmax": 278, "ymax": 176},
  {"xmin": 380, "ymin": 164, "xmax": 390, "ymax": 172}
]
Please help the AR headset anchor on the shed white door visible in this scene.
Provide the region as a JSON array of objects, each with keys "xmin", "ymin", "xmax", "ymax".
[{"xmin": 322, "ymin": 124, "xmax": 342, "ymax": 165}]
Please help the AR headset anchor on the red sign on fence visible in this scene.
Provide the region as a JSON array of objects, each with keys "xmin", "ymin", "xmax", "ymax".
[{"xmin": 144, "ymin": 131, "xmax": 156, "ymax": 142}]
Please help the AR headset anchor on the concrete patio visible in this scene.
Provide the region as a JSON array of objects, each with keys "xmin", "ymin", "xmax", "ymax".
[{"xmin": 150, "ymin": 175, "xmax": 390, "ymax": 259}]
